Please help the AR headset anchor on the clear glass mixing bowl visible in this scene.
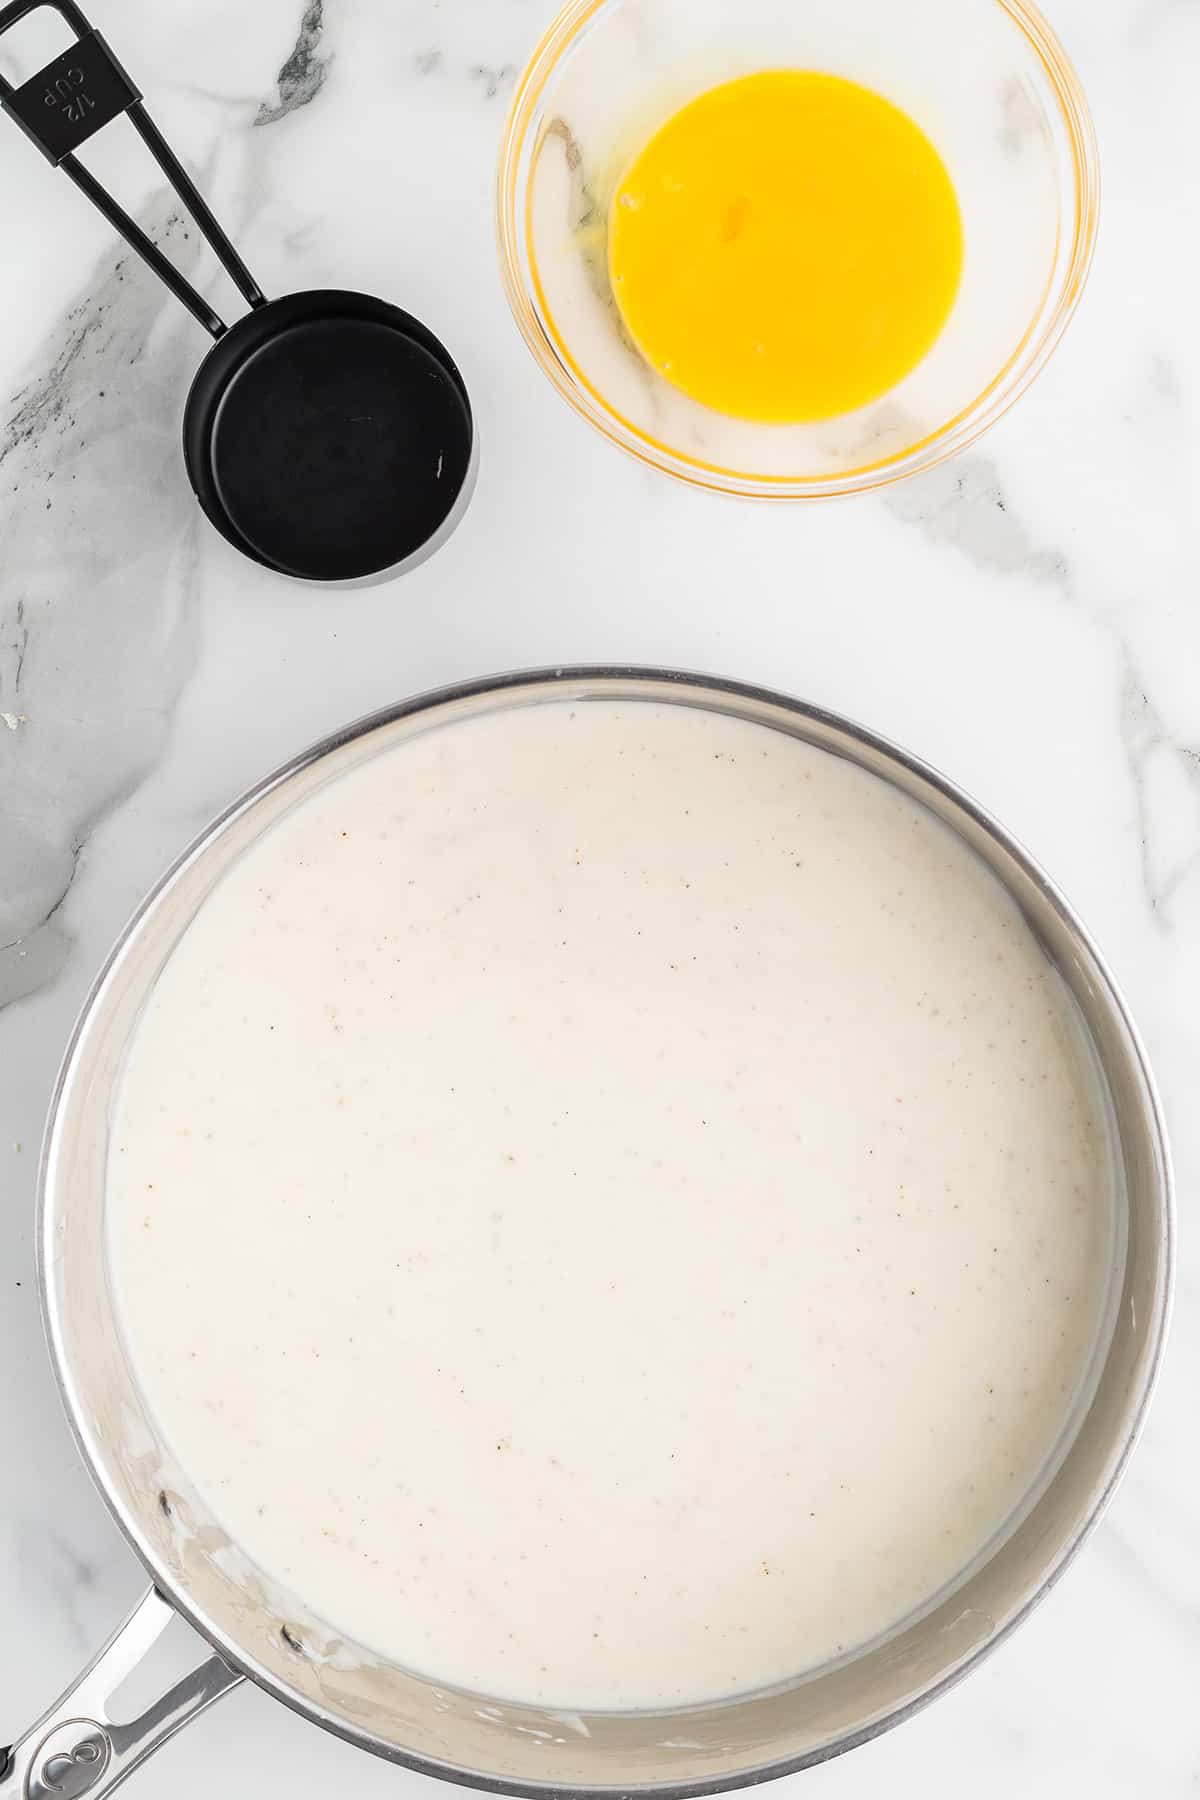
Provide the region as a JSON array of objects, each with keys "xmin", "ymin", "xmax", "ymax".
[{"xmin": 496, "ymin": 0, "xmax": 1098, "ymax": 497}]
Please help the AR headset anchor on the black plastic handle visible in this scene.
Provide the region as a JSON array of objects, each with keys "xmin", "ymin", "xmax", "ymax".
[{"xmin": 0, "ymin": 0, "xmax": 266, "ymax": 336}]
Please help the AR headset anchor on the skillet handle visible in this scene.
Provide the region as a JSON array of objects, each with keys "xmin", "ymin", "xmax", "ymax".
[{"xmin": 0, "ymin": 1586, "xmax": 242, "ymax": 1799}]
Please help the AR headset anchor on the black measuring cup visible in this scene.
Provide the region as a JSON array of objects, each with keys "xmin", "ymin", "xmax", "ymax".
[{"xmin": 0, "ymin": 0, "xmax": 474, "ymax": 582}]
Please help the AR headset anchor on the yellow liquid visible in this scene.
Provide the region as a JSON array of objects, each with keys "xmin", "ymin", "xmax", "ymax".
[{"xmin": 608, "ymin": 71, "xmax": 964, "ymax": 424}]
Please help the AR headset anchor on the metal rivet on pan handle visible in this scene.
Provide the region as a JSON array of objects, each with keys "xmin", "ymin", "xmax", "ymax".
[{"xmin": 0, "ymin": 1587, "xmax": 242, "ymax": 1800}]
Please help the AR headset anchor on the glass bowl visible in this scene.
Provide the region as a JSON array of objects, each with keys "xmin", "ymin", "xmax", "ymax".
[{"xmin": 496, "ymin": 0, "xmax": 1099, "ymax": 498}]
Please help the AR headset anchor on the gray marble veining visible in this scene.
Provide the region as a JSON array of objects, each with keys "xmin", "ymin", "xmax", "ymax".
[
  {"xmin": 255, "ymin": 0, "xmax": 329, "ymax": 127},
  {"xmin": 885, "ymin": 454, "xmax": 1070, "ymax": 582},
  {"xmin": 0, "ymin": 197, "xmax": 202, "ymax": 1010}
]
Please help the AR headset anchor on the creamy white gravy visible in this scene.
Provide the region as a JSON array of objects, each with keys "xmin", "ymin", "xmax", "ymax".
[{"xmin": 107, "ymin": 699, "xmax": 1114, "ymax": 1709}]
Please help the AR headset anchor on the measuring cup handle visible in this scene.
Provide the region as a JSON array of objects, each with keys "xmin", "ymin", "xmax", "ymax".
[
  {"xmin": 0, "ymin": 0, "xmax": 266, "ymax": 336},
  {"xmin": 0, "ymin": 1587, "xmax": 242, "ymax": 1800}
]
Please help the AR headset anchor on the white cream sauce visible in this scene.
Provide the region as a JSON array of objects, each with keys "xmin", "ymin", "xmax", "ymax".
[{"xmin": 107, "ymin": 699, "xmax": 1113, "ymax": 1709}]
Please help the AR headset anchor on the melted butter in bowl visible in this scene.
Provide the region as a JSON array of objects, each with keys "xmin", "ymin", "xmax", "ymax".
[
  {"xmin": 608, "ymin": 72, "xmax": 964, "ymax": 424},
  {"xmin": 107, "ymin": 699, "xmax": 1115, "ymax": 1711}
]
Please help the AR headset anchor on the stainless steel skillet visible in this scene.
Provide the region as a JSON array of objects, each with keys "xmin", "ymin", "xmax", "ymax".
[{"xmin": 2, "ymin": 669, "xmax": 1173, "ymax": 1800}]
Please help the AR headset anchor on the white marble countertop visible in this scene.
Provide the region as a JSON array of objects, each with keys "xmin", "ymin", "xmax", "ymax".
[{"xmin": 1, "ymin": 0, "xmax": 1196, "ymax": 1793}]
